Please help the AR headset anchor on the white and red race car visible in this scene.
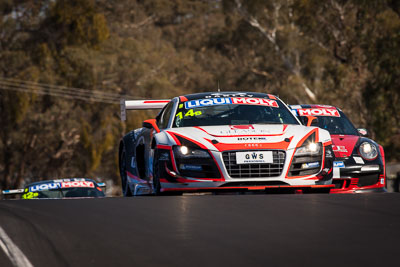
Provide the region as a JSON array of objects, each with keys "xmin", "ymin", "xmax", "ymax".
[{"xmin": 119, "ymin": 92, "xmax": 335, "ymax": 195}]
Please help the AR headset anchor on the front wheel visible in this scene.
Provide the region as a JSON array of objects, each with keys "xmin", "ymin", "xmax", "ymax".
[
  {"xmin": 152, "ymin": 150, "xmax": 183, "ymax": 196},
  {"xmin": 152, "ymin": 151, "xmax": 162, "ymax": 195}
]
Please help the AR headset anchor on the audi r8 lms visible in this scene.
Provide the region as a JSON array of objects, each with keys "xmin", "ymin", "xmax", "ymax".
[
  {"xmin": 1, "ymin": 178, "xmax": 106, "ymax": 199},
  {"xmin": 290, "ymin": 104, "xmax": 386, "ymax": 193},
  {"xmin": 119, "ymin": 92, "xmax": 335, "ymax": 196}
]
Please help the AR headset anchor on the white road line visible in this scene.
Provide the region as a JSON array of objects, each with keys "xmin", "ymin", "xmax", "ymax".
[{"xmin": 0, "ymin": 226, "xmax": 34, "ymax": 267}]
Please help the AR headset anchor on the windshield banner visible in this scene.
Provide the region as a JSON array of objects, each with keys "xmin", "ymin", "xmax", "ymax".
[
  {"xmin": 29, "ymin": 181, "xmax": 94, "ymax": 192},
  {"xmin": 184, "ymin": 97, "xmax": 278, "ymax": 109}
]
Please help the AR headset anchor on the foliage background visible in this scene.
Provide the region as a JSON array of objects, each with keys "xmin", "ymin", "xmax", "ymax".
[{"xmin": 1, "ymin": 0, "xmax": 399, "ymax": 193}]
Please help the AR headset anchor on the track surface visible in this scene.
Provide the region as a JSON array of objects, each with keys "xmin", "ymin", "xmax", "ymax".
[{"xmin": 1, "ymin": 193, "xmax": 400, "ymax": 267}]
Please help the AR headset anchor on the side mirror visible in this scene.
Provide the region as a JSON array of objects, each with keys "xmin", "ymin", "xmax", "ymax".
[
  {"xmin": 357, "ymin": 128, "xmax": 368, "ymax": 136},
  {"xmin": 142, "ymin": 119, "xmax": 160, "ymax": 133},
  {"xmin": 142, "ymin": 121, "xmax": 152, "ymax": 129},
  {"xmin": 305, "ymin": 116, "xmax": 319, "ymax": 127}
]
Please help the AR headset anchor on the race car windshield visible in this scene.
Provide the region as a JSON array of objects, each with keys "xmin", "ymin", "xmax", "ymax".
[
  {"xmin": 302, "ymin": 111, "xmax": 359, "ymax": 135},
  {"xmin": 22, "ymin": 187, "xmax": 105, "ymax": 199},
  {"xmin": 173, "ymin": 97, "xmax": 299, "ymax": 127}
]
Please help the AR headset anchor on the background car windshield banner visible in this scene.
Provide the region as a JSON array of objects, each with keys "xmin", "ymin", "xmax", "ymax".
[{"xmin": 297, "ymin": 108, "xmax": 340, "ymax": 117}]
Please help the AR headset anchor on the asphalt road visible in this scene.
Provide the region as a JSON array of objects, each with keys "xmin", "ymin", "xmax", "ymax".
[{"xmin": 0, "ymin": 193, "xmax": 400, "ymax": 267}]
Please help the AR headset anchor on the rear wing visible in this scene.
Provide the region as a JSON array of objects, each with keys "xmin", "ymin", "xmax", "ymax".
[
  {"xmin": 120, "ymin": 99, "xmax": 170, "ymax": 121},
  {"xmin": 1, "ymin": 189, "xmax": 24, "ymax": 195}
]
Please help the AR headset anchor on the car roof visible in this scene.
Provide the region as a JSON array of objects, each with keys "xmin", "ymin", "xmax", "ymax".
[
  {"xmin": 180, "ymin": 91, "xmax": 278, "ymax": 101},
  {"xmin": 290, "ymin": 104, "xmax": 341, "ymax": 110}
]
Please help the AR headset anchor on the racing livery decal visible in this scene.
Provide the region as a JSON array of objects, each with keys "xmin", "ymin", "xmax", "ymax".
[
  {"xmin": 185, "ymin": 97, "xmax": 278, "ymax": 109},
  {"xmin": 29, "ymin": 181, "xmax": 94, "ymax": 192},
  {"xmin": 297, "ymin": 108, "xmax": 340, "ymax": 117}
]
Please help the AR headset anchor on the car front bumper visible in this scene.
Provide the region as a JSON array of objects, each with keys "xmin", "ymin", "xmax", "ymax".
[{"xmin": 331, "ymin": 163, "xmax": 385, "ymax": 193}]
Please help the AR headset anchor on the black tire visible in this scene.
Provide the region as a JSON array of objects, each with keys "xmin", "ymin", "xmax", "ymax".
[
  {"xmin": 153, "ymin": 150, "xmax": 183, "ymax": 196},
  {"xmin": 153, "ymin": 150, "xmax": 162, "ymax": 195},
  {"xmin": 119, "ymin": 146, "xmax": 132, "ymax": 197}
]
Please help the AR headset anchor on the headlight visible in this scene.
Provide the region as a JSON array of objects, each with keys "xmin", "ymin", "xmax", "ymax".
[
  {"xmin": 294, "ymin": 142, "xmax": 322, "ymax": 156},
  {"xmin": 179, "ymin": 146, "xmax": 189, "ymax": 155},
  {"xmin": 173, "ymin": 146, "xmax": 211, "ymax": 159},
  {"xmin": 359, "ymin": 142, "xmax": 378, "ymax": 160}
]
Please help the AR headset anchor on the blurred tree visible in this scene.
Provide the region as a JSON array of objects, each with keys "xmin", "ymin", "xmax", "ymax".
[
  {"xmin": 0, "ymin": 0, "xmax": 113, "ymax": 190},
  {"xmin": 362, "ymin": 4, "xmax": 400, "ymax": 160}
]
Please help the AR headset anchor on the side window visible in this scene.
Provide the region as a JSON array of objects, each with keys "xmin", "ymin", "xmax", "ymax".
[{"xmin": 157, "ymin": 101, "xmax": 174, "ymax": 129}]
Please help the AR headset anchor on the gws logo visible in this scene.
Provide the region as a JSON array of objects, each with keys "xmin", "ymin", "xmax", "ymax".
[{"xmin": 245, "ymin": 152, "xmax": 264, "ymax": 160}]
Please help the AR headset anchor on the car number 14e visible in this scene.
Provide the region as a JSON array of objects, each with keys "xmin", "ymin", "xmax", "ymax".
[{"xmin": 236, "ymin": 151, "xmax": 273, "ymax": 164}]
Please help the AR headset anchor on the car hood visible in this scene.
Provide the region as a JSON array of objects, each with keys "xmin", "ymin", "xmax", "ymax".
[
  {"xmin": 164, "ymin": 124, "xmax": 330, "ymax": 152},
  {"xmin": 331, "ymin": 134, "xmax": 359, "ymax": 158}
]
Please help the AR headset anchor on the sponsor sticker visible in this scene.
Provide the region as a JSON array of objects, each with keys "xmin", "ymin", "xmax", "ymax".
[
  {"xmin": 333, "ymin": 161, "xmax": 345, "ymax": 178},
  {"xmin": 353, "ymin": 156, "xmax": 364, "ymax": 164},
  {"xmin": 207, "ymin": 93, "xmax": 250, "ymax": 98},
  {"xmin": 236, "ymin": 151, "xmax": 273, "ymax": 164},
  {"xmin": 297, "ymin": 108, "xmax": 340, "ymax": 117},
  {"xmin": 218, "ymin": 128, "xmax": 277, "ymax": 136},
  {"xmin": 54, "ymin": 178, "xmax": 85, "ymax": 182},
  {"xmin": 237, "ymin": 137, "xmax": 267, "ymax": 141},
  {"xmin": 333, "ymin": 161, "xmax": 345, "ymax": 168},
  {"xmin": 302, "ymin": 162, "xmax": 320, "ymax": 169},
  {"xmin": 333, "ymin": 145, "xmax": 348, "ymax": 153},
  {"xmin": 184, "ymin": 97, "xmax": 278, "ymax": 109},
  {"xmin": 333, "ymin": 167, "xmax": 341, "ymax": 178},
  {"xmin": 180, "ymin": 164, "xmax": 203, "ymax": 171},
  {"xmin": 61, "ymin": 181, "xmax": 94, "ymax": 188},
  {"xmin": 230, "ymin": 125, "xmax": 255, "ymax": 130},
  {"xmin": 30, "ymin": 183, "xmax": 61, "ymax": 192},
  {"xmin": 22, "ymin": 192, "xmax": 39, "ymax": 199},
  {"xmin": 29, "ymin": 181, "xmax": 94, "ymax": 192},
  {"xmin": 290, "ymin": 105, "xmax": 302, "ymax": 109}
]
